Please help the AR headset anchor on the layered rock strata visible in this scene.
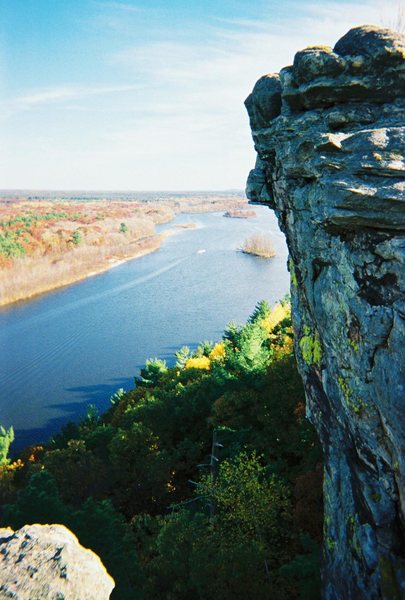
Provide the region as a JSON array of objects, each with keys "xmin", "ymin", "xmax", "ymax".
[
  {"xmin": 0, "ymin": 524, "xmax": 115, "ymax": 599},
  {"xmin": 245, "ymin": 25, "xmax": 405, "ymax": 599}
]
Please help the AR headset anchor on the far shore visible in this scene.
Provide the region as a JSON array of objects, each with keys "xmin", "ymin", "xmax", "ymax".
[
  {"xmin": 0, "ymin": 224, "xmax": 196, "ymax": 309},
  {"xmin": 0, "ymin": 236, "xmax": 160, "ymax": 308},
  {"xmin": 0, "ymin": 194, "xmax": 246, "ymax": 309}
]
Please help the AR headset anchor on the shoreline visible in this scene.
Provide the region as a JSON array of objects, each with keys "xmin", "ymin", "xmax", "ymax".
[
  {"xmin": 0, "ymin": 195, "xmax": 249, "ymax": 309},
  {"xmin": 0, "ymin": 225, "xmax": 194, "ymax": 309}
]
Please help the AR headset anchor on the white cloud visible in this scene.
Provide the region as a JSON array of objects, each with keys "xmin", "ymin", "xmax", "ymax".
[
  {"xmin": 99, "ymin": 1, "xmax": 146, "ymax": 13},
  {"xmin": 13, "ymin": 83, "xmax": 142, "ymax": 109},
  {"xmin": 3, "ymin": 0, "xmax": 400, "ymax": 189}
]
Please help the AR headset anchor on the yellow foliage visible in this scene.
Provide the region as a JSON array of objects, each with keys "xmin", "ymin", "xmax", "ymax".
[
  {"xmin": 0, "ymin": 458, "xmax": 24, "ymax": 476},
  {"xmin": 10, "ymin": 458, "xmax": 24, "ymax": 470},
  {"xmin": 274, "ymin": 335, "xmax": 294, "ymax": 358},
  {"xmin": 27, "ymin": 445, "xmax": 44, "ymax": 463},
  {"xmin": 166, "ymin": 481, "xmax": 176, "ymax": 493},
  {"xmin": 261, "ymin": 303, "xmax": 290, "ymax": 333},
  {"xmin": 209, "ymin": 342, "xmax": 226, "ymax": 362},
  {"xmin": 185, "ymin": 356, "xmax": 211, "ymax": 370}
]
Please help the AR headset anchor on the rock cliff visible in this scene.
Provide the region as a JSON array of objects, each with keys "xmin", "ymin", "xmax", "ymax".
[
  {"xmin": 0, "ymin": 524, "xmax": 115, "ymax": 599},
  {"xmin": 245, "ymin": 25, "xmax": 405, "ymax": 599}
]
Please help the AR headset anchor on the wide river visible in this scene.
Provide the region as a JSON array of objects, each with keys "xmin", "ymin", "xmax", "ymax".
[{"xmin": 0, "ymin": 207, "xmax": 289, "ymax": 452}]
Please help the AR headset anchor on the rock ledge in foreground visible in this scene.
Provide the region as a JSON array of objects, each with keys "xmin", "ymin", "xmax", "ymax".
[{"xmin": 0, "ymin": 524, "xmax": 114, "ymax": 600}]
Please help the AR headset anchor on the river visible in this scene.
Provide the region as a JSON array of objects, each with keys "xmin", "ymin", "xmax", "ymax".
[{"xmin": 0, "ymin": 207, "xmax": 289, "ymax": 452}]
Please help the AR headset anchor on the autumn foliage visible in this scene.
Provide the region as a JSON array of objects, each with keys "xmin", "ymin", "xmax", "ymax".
[
  {"xmin": 0, "ymin": 300, "xmax": 322, "ymax": 599},
  {"xmin": 0, "ymin": 194, "xmax": 250, "ymax": 306},
  {"xmin": 242, "ymin": 233, "xmax": 276, "ymax": 258}
]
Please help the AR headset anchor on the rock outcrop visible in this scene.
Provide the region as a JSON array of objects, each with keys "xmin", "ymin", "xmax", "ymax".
[
  {"xmin": 0, "ymin": 524, "xmax": 115, "ymax": 599},
  {"xmin": 245, "ymin": 25, "xmax": 405, "ymax": 599}
]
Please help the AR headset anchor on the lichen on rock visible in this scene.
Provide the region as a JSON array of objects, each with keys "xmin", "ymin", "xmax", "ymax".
[
  {"xmin": 0, "ymin": 524, "xmax": 115, "ymax": 599},
  {"xmin": 245, "ymin": 24, "xmax": 405, "ymax": 600}
]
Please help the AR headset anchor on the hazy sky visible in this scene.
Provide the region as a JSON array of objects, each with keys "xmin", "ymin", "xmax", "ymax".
[{"xmin": 0, "ymin": 0, "xmax": 400, "ymax": 191}]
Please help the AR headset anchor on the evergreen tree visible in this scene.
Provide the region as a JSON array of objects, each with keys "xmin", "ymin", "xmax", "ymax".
[{"xmin": 0, "ymin": 425, "xmax": 14, "ymax": 465}]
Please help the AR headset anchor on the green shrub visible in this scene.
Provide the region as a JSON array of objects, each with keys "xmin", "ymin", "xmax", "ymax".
[{"xmin": 72, "ymin": 230, "xmax": 82, "ymax": 245}]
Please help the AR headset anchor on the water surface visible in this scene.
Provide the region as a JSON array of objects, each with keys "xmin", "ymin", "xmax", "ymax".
[{"xmin": 0, "ymin": 207, "xmax": 289, "ymax": 451}]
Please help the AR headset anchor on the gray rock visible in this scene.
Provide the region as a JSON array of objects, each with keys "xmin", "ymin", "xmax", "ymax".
[
  {"xmin": 0, "ymin": 524, "xmax": 115, "ymax": 599},
  {"xmin": 293, "ymin": 46, "xmax": 345, "ymax": 85},
  {"xmin": 279, "ymin": 25, "xmax": 405, "ymax": 111},
  {"xmin": 245, "ymin": 73, "xmax": 282, "ymax": 130},
  {"xmin": 334, "ymin": 25, "xmax": 405, "ymax": 63},
  {"xmin": 245, "ymin": 24, "xmax": 405, "ymax": 600}
]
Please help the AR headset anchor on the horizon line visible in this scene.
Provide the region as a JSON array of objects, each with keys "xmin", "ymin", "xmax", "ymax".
[{"xmin": 0, "ymin": 188, "xmax": 246, "ymax": 195}]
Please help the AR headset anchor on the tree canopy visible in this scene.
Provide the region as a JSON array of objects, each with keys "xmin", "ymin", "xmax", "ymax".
[{"xmin": 0, "ymin": 300, "xmax": 322, "ymax": 600}]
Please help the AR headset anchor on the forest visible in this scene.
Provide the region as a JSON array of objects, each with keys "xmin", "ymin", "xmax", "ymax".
[{"xmin": 0, "ymin": 299, "xmax": 323, "ymax": 600}]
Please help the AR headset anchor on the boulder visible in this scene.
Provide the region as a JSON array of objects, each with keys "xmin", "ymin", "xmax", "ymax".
[{"xmin": 0, "ymin": 524, "xmax": 115, "ymax": 599}]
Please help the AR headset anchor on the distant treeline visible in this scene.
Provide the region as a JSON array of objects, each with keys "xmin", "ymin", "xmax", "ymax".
[{"xmin": 0, "ymin": 190, "xmax": 246, "ymax": 202}]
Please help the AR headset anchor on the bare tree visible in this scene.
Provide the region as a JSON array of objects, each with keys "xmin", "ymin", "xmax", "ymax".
[{"xmin": 380, "ymin": 2, "xmax": 405, "ymax": 33}]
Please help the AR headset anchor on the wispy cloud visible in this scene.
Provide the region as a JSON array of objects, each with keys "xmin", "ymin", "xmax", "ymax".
[
  {"xmin": 14, "ymin": 83, "xmax": 142, "ymax": 109},
  {"xmin": 99, "ymin": 1, "xmax": 147, "ymax": 13},
  {"xmin": 2, "ymin": 0, "xmax": 392, "ymax": 189},
  {"xmin": 89, "ymin": 0, "xmax": 158, "ymax": 35},
  {"xmin": 15, "ymin": 87, "xmax": 81, "ymax": 107},
  {"xmin": 91, "ymin": 3, "xmax": 387, "ymax": 188},
  {"xmin": 0, "ymin": 84, "xmax": 143, "ymax": 125}
]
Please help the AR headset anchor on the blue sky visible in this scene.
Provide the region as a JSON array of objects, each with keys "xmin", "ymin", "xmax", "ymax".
[{"xmin": 0, "ymin": 0, "xmax": 398, "ymax": 190}]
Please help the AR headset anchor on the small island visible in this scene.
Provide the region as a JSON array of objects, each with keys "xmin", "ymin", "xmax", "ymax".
[
  {"xmin": 224, "ymin": 209, "xmax": 257, "ymax": 218},
  {"xmin": 241, "ymin": 233, "xmax": 276, "ymax": 258}
]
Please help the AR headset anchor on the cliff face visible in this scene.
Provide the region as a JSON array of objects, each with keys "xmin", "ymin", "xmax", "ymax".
[
  {"xmin": 0, "ymin": 524, "xmax": 115, "ymax": 599},
  {"xmin": 245, "ymin": 25, "xmax": 405, "ymax": 599}
]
